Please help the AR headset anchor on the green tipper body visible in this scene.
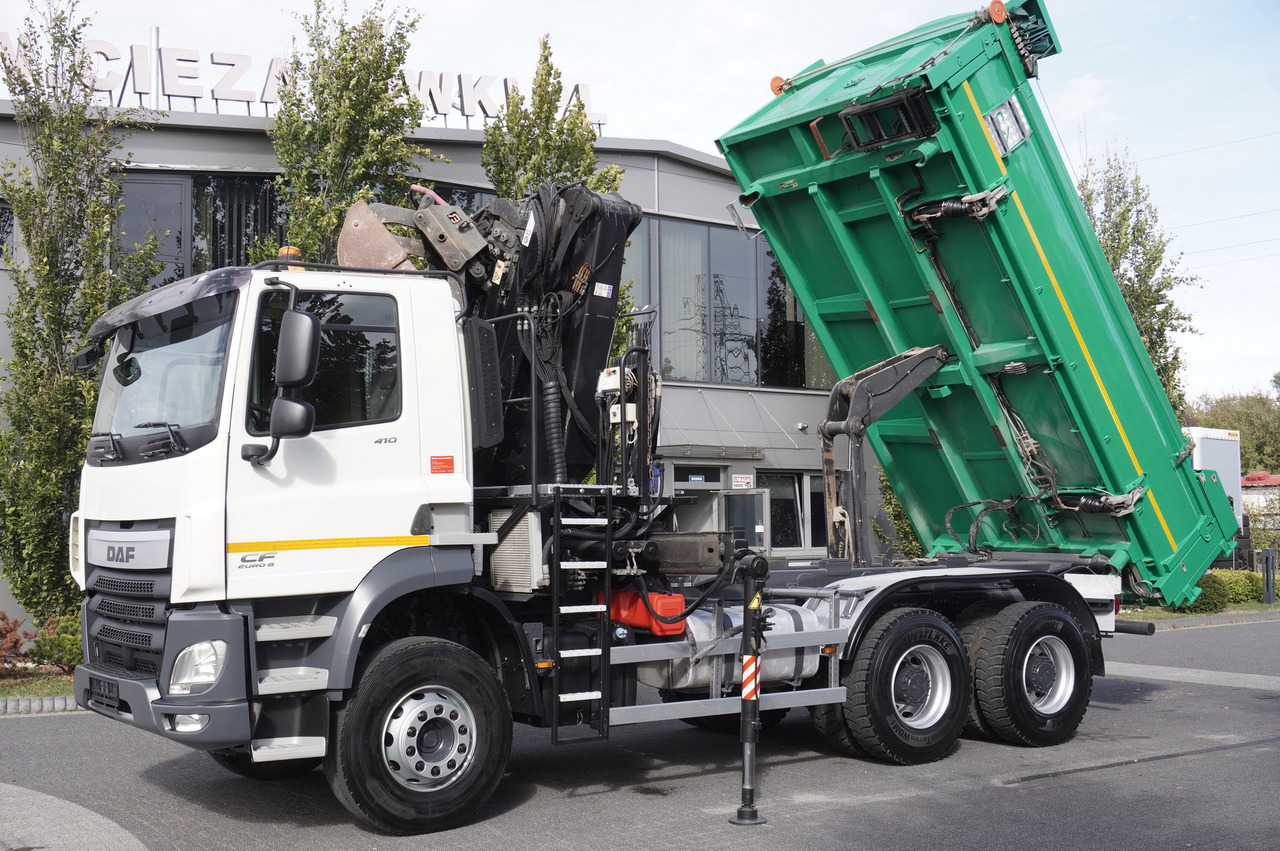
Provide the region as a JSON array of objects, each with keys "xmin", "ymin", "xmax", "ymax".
[{"xmin": 717, "ymin": 1, "xmax": 1235, "ymax": 607}]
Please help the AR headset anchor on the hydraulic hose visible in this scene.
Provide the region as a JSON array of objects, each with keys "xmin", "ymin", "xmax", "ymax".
[{"xmin": 542, "ymin": 378, "xmax": 568, "ymax": 484}]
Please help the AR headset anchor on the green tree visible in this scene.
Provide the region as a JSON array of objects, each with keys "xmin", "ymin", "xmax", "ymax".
[
  {"xmin": 483, "ymin": 34, "xmax": 629, "ymax": 356},
  {"xmin": 0, "ymin": 0, "xmax": 161, "ymax": 620},
  {"xmin": 1190, "ymin": 391, "xmax": 1280, "ymax": 473},
  {"xmin": 1249, "ymin": 489, "xmax": 1280, "ymax": 551},
  {"xmin": 482, "ymin": 35, "xmax": 624, "ymax": 200},
  {"xmin": 267, "ymin": 0, "xmax": 425, "ymax": 264},
  {"xmin": 1076, "ymin": 148, "xmax": 1197, "ymax": 414}
]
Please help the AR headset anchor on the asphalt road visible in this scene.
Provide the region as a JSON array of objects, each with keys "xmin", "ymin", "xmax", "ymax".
[{"xmin": 3, "ymin": 620, "xmax": 1279, "ymax": 851}]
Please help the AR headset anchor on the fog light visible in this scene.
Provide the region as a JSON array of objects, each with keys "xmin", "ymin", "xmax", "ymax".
[
  {"xmin": 170, "ymin": 713, "xmax": 210, "ymax": 733},
  {"xmin": 169, "ymin": 640, "xmax": 228, "ymax": 696}
]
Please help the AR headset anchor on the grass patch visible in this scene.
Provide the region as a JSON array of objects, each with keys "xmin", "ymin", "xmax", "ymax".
[
  {"xmin": 0, "ymin": 668, "xmax": 74, "ymax": 698},
  {"xmin": 1120, "ymin": 601, "xmax": 1280, "ymax": 621}
]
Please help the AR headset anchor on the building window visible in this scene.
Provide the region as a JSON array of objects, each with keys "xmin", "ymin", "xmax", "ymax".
[
  {"xmin": 249, "ymin": 290, "xmax": 400, "ymax": 434},
  {"xmin": 653, "ymin": 217, "xmax": 833, "ymax": 390},
  {"xmin": 659, "ymin": 219, "xmax": 709, "ymax": 381},
  {"xmin": 759, "ymin": 241, "xmax": 837, "ymax": 390},
  {"xmin": 192, "ymin": 175, "xmax": 284, "ymax": 273},
  {"xmin": 724, "ymin": 489, "xmax": 765, "ymax": 549},
  {"xmin": 746, "ymin": 471, "xmax": 831, "ymax": 553},
  {"xmin": 622, "ymin": 217, "xmax": 652, "ymax": 314},
  {"xmin": 760, "ymin": 472, "xmax": 801, "ymax": 548},
  {"xmin": 122, "ymin": 173, "xmax": 285, "ymax": 287},
  {"xmin": 709, "ymin": 227, "xmax": 758, "ymax": 385},
  {"xmin": 0, "ymin": 201, "xmax": 13, "ymax": 257},
  {"xmin": 119, "ymin": 174, "xmax": 189, "ymax": 287}
]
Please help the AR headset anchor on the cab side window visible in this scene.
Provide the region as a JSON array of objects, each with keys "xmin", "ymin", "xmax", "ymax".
[{"xmin": 248, "ymin": 290, "xmax": 400, "ymax": 434}]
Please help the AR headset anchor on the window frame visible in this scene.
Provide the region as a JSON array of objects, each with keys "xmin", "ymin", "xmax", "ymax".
[{"xmin": 247, "ymin": 289, "xmax": 402, "ymax": 436}]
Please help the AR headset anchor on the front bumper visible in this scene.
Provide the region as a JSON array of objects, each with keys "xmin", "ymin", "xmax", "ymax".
[
  {"xmin": 74, "ymin": 664, "xmax": 251, "ymax": 750},
  {"xmin": 76, "ymin": 603, "xmax": 252, "ymax": 751}
]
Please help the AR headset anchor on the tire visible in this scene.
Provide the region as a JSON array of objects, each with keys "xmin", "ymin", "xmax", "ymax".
[
  {"xmin": 954, "ymin": 601, "xmax": 1007, "ymax": 740},
  {"xmin": 843, "ymin": 608, "xmax": 970, "ymax": 765},
  {"xmin": 809, "ymin": 700, "xmax": 863, "ymax": 756},
  {"xmin": 324, "ymin": 637, "xmax": 513, "ymax": 835},
  {"xmin": 973, "ymin": 601, "xmax": 1092, "ymax": 747},
  {"xmin": 209, "ymin": 751, "xmax": 321, "ymax": 780}
]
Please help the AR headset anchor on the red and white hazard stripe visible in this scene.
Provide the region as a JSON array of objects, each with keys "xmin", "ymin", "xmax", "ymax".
[{"xmin": 741, "ymin": 655, "xmax": 760, "ymax": 701}]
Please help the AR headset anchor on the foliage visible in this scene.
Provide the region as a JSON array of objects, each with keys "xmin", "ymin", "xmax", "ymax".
[
  {"xmin": 1189, "ymin": 391, "xmax": 1280, "ymax": 474},
  {"xmin": 266, "ymin": 0, "xmax": 426, "ymax": 264},
  {"xmin": 481, "ymin": 35, "xmax": 624, "ymax": 200},
  {"xmin": 1248, "ymin": 489, "xmax": 1280, "ymax": 551},
  {"xmin": 0, "ymin": 0, "xmax": 161, "ymax": 621},
  {"xmin": 1076, "ymin": 148, "xmax": 1197, "ymax": 415},
  {"xmin": 1213, "ymin": 570, "xmax": 1264, "ymax": 605},
  {"xmin": 1175, "ymin": 571, "xmax": 1229, "ymax": 615},
  {"xmin": 27, "ymin": 612, "xmax": 82, "ymax": 672},
  {"xmin": 872, "ymin": 468, "xmax": 925, "ymax": 559},
  {"xmin": 0, "ymin": 610, "xmax": 35, "ymax": 671},
  {"xmin": 481, "ymin": 33, "xmax": 630, "ymax": 386}
]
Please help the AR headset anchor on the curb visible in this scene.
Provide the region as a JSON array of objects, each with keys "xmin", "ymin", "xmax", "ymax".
[
  {"xmin": 1139, "ymin": 610, "xmax": 1280, "ymax": 629},
  {"xmin": 0, "ymin": 695, "xmax": 83, "ymax": 715}
]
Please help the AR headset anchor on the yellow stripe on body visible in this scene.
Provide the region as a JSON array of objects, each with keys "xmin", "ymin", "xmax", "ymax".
[
  {"xmin": 227, "ymin": 535, "xmax": 428, "ymax": 554},
  {"xmin": 960, "ymin": 81, "xmax": 1178, "ymax": 552}
]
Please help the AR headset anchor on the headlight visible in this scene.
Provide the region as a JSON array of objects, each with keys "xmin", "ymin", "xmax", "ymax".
[{"xmin": 169, "ymin": 640, "xmax": 228, "ymax": 696}]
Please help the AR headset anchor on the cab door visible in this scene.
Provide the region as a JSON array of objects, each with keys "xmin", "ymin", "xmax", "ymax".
[{"xmin": 223, "ymin": 277, "xmax": 435, "ymax": 599}]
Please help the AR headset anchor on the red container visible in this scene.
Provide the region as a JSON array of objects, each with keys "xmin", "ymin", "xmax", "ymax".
[{"xmin": 603, "ymin": 590, "xmax": 686, "ymax": 636}]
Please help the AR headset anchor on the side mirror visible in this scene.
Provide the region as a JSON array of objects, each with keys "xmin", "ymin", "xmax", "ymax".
[
  {"xmin": 275, "ymin": 309, "xmax": 320, "ymax": 387},
  {"xmin": 269, "ymin": 396, "xmax": 315, "ymax": 439}
]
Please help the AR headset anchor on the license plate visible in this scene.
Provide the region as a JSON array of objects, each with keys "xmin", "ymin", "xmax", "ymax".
[{"xmin": 89, "ymin": 676, "xmax": 119, "ymax": 709}]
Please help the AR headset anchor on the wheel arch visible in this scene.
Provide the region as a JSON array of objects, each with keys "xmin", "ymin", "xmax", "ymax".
[
  {"xmin": 844, "ymin": 571, "xmax": 1104, "ymax": 677},
  {"xmin": 325, "ymin": 547, "xmax": 539, "ymax": 716}
]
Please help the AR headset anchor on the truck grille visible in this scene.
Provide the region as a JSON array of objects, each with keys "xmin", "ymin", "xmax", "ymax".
[
  {"xmin": 83, "ymin": 519, "xmax": 175, "ymax": 680},
  {"xmin": 91, "ymin": 574, "xmax": 157, "ymax": 597}
]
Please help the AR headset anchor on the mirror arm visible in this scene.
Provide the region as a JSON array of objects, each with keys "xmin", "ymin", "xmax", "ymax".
[{"xmin": 241, "ymin": 439, "xmax": 280, "ymax": 466}]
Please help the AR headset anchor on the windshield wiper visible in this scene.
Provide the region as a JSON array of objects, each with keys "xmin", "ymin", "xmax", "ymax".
[
  {"xmin": 135, "ymin": 421, "xmax": 189, "ymax": 457},
  {"xmin": 89, "ymin": 432, "xmax": 124, "ymax": 462}
]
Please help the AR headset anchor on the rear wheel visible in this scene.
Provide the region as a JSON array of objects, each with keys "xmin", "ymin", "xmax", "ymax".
[
  {"xmin": 822, "ymin": 608, "xmax": 969, "ymax": 765},
  {"xmin": 209, "ymin": 751, "xmax": 320, "ymax": 780},
  {"xmin": 974, "ymin": 602, "xmax": 1092, "ymax": 747},
  {"xmin": 954, "ymin": 601, "xmax": 1007, "ymax": 739},
  {"xmin": 324, "ymin": 637, "xmax": 512, "ymax": 834}
]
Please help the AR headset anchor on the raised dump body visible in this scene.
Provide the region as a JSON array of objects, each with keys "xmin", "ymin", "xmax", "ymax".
[{"xmin": 717, "ymin": 0, "xmax": 1235, "ymax": 606}]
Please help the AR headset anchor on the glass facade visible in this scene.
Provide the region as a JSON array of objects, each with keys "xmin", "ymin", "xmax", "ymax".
[
  {"xmin": 0, "ymin": 202, "xmax": 13, "ymax": 258},
  {"xmin": 121, "ymin": 173, "xmax": 285, "ymax": 288},
  {"xmin": 629, "ymin": 216, "xmax": 834, "ymax": 392},
  {"xmin": 118, "ymin": 173, "xmax": 834, "ymax": 392},
  {"xmin": 192, "ymin": 175, "xmax": 284, "ymax": 273}
]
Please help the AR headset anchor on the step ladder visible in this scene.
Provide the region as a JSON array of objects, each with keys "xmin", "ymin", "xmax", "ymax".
[{"xmin": 549, "ymin": 484, "xmax": 614, "ymax": 744}]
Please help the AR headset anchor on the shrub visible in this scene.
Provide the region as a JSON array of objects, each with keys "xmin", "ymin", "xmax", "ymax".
[
  {"xmin": 1213, "ymin": 569, "xmax": 1265, "ymax": 604},
  {"xmin": 1176, "ymin": 571, "xmax": 1230, "ymax": 615},
  {"xmin": 27, "ymin": 612, "xmax": 82, "ymax": 673},
  {"xmin": 0, "ymin": 610, "xmax": 35, "ymax": 671}
]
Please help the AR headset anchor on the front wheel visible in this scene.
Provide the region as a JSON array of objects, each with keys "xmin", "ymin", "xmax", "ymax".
[
  {"xmin": 324, "ymin": 637, "xmax": 513, "ymax": 835},
  {"xmin": 973, "ymin": 602, "xmax": 1092, "ymax": 747},
  {"xmin": 840, "ymin": 608, "xmax": 970, "ymax": 765}
]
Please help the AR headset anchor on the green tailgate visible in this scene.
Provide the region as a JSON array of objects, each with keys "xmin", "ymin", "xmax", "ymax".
[{"xmin": 717, "ymin": 1, "xmax": 1234, "ymax": 606}]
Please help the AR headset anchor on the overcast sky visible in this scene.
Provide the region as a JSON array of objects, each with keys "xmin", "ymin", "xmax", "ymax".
[{"xmin": 3, "ymin": 0, "xmax": 1277, "ymax": 403}]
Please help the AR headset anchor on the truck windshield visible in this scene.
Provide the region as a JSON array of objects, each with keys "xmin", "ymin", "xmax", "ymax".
[{"xmin": 91, "ymin": 291, "xmax": 237, "ymax": 452}]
